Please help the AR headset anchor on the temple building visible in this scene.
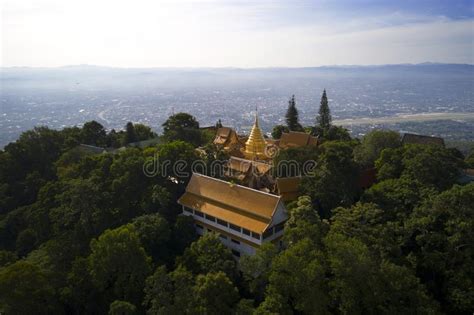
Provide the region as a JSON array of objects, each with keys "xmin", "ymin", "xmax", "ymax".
[
  {"xmin": 178, "ymin": 173, "xmax": 288, "ymax": 257},
  {"xmin": 277, "ymin": 131, "xmax": 318, "ymax": 149},
  {"xmin": 224, "ymin": 156, "xmax": 272, "ymax": 182},
  {"xmin": 401, "ymin": 133, "xmax": 445, "ymax": 147},
  {"xmin": 243, "ymin": 112, "xmax": 269, "ymax": 160},
  {"xmin": 274, "ymin": 176, "xmax": 302, "ymax": 201},
  {"xmin": 213, "ymin": 127, "xmax": 245, "ymax": 157},
  {"xmin": 223, "ymin": 156, "xmax": 274, "ymax": 192},
  {"xmin": 214, "ymin": 127, "xmax": 241, "ymax": 148}
]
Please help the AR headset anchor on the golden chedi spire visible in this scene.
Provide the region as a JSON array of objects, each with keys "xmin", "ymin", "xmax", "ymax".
[{"xmin": 244, "ymin": 108, "xmax": 268, "ymax": 160}]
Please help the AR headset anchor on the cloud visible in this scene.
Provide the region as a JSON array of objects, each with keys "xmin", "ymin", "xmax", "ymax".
[{"xmin": 1, "ymin": 0, "xmax": 473, "ymax": 67}]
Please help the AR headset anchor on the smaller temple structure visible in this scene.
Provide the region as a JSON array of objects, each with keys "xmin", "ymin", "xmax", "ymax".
[
  {"xmin": 274, "ymin": 176, "xmax": 302, "ymax": 201},
  {"xmin": 224, "ymin": 156, "xmax": 272, "ymax": 183},
  {"xmin": 278, "ymin": 131, "xmax": 318, "ymax": 149},
  {"xmin": 214, "ymin": 127, "xmax": 240, "ymax": 148},
  {"xmin": 401, "ymin": 133, "xmax": 445, "ymax": 147},
  {"xmin": 213, "ymin": 127, "xmax": 245, "ymax": 157}
]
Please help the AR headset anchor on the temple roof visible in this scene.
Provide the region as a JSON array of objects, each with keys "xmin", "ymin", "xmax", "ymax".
[
  {"xmin": 227, "ymin": 156, "xmax": 272, "ymax": 174},
  {"xmin": 401, "ymin": 133, "xmax": 445, "ymax": 146},
  {"xmin": 178, "ymin": 173, "xmax": 281, "ymax": 233},
  {"xmin": 214, "ymin": 127, "xmax": 239, "ymax": 146},
  {"xmin": 279, "ymin": 131, "xmax": 318, "ymax": 149},
  {"xmin": 275, "ymin": 176, "xmax": 302, "ymax": 201}
]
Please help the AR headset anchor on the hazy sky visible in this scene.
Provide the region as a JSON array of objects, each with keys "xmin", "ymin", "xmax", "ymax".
[{"xmin": 1, "ymin": 0, "xmax": 473, "ymax": 67}]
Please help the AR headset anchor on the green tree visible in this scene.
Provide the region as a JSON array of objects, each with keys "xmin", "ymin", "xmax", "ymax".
[
  {"xmin": 271, "ymin": 124, "xmax": 289, "ymax": 139},
  {"xmin": 106, "ymin": 129, "xmax": 122, "ymax": 148},
  {"xmin": 375, "ymin": 146, "xmax": 404, "ymax": 180},
  {"xmin": 0, "ymin": 261, "xmax": 57, "ymax": 315},
  {"xmin": 170, "ymin": 215, "xmax": 198, "ymax": 256},
  {"xmin": 317, "ymin": 89, "xmax": 331, "ymax": 131},
  {"xmin": 143, "ymin": 265, "xmax": 174, "ymax": 314},
  {"xmin": 406, "ymin": 183, "xmax": 474, "ymax": 314},
  {"xmin": 285, "ymin": 95, "xmax": 303, "ymax": 131},
  {"xmin": 51, "ymin": 178, "xmax": 109, "ymax": 246},
  {"xmin": 329, "ymin": 202, "xmax": 403, "ymax": 261},
  {"xmin": 0, "ymin": 126, "xmax": 67, "ymax": 212},
  {"xmin": 134, "ymin": 123, "xmax": 156, "ymax": 141},
  {"xmin": 143, "ymin": 265, "xmax": 195, "ymax": 314},
  {"xmin": 157, "ymin": 140, "xmax": 199, "ymax": 185},
  {"xmin": 132, "ymin": 214, "xmax": 171, "ymax": 264},
  {"xmin": 169, "ymin": 266, "xmax": 196, "ymax": 313},
  {"xmin": 273, "ymin": 145, "xmax": 320, "ymax": 178},
  {"xmin": 88, "ymin": 224, "xmax": 152, "ymax": 307},
  {"xmin": 123, "ymin": 122, "xmax": 137, "ymax": 145},
  {"xmin": 323, "ymin": 125, "xmax": 351, "ymax": 141},
  {"xmin": 376, "ymin": 144, "xmax": 464, "ymax": 190},
  {"xmin": 64, "ymin": 256, "xmax": 104, "ymax": 314},
  {"xmin": 193, "ymin": 272, "xmax": 239, "ymax": 315},
  {"xmin": 354, "ymin": 129, "xmax": 401, "ymax": 167},
  {"xmin": 81, "ymin": 120, "xmax": 107, "ymax": 146},
  {"xmin": 235, "ymin": 299, "xmax": 255, "ymax": 315},
  {"xmin": 176, "ymin": 232, "xmax": 236, "ymax": 280},
  {"xmin": 325, "ymin": 234, "xmax": 439, "ymax": 314},
  {"xmin": 162, "ymin": 112, "xmax": 201, "ymax": 146},
  {"xmin": 284, "ymin": 196, "xmax": 327, "ymax": 245},
  {"xmin": 362, "ymin": 177, "xmax": 436, "ymax": 221},
  {"xmin": 262, "ymin": 238, "xmax": 330, "ymax": 314},
  {"xmin": 240, "ymin": 242, "xmax": 278, "ymax": 302},
  {"xmin": 109, "ymin": 300, "xmax": 137, "ymax": 315},
  {"xmin": 301, "ymin": 141, "xmax": 359, "ymax": 217},
  {"xmin": 0, "ymin": 250, "xmax": 17, "ymax": 267},
  {"xmin": 15, "ymin": 228, "xmax": 37, "ymax": 257},
  {"xmin": 465, "ymin": 148, "xmax": 474, "ymax": 168}
]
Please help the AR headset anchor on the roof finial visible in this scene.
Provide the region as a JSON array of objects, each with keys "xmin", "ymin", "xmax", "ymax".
[{"xmin": 254, "ymin": 105, "xmax": 259, "ymax": 126}]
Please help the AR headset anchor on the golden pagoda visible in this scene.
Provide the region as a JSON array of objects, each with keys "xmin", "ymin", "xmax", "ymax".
[{"xmin": 244, "ymin": 110, "xmax": 268, "ymax": 160}]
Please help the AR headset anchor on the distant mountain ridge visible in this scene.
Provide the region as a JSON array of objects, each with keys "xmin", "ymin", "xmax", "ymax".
[{"xmin": 2, "ymin": 62, "xmax": 473, "ymax": 71}]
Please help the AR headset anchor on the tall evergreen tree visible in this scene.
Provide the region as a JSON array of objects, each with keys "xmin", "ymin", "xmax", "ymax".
[
  {"xmin": 317, "ymin": 89, "xmax": 332, "ymax": 130},
  {"xmin": 124, "ymin": 122, "xmax": 137, "ymax": 145},
  {"xmin": 285, "ymin": 95, "xmax": 302, "ymax": 131}
]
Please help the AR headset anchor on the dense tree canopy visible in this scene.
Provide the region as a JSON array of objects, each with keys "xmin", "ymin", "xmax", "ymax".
[
  {"xmin": 354, "ymin": 129, "xmax": 402, "ymax": 167},
  {"xmin": 376, "ymin": 143, "xmax": 464, "ymax": 190},
  {"xmin": 0, "ymin": 261, "xmax": 58, "ymax": 314},
  {"xmin": 88, "ymin": 224, "xmax": 152, "ymax": 308},
  {"xmin": 0, "ymin": 112, "xmax": 471, "ymax": 315},
  {"xmin": 301, "ymin": 141, "xmax": 359, "ymax": 217}
]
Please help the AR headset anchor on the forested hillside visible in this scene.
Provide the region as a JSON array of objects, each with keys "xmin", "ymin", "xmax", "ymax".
[{"xmin": 0, "ymin": 115, "xmax": 473, "ymax": 314}]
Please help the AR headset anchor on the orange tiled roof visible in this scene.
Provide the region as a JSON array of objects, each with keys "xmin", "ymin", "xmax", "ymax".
[
  {"xmin": 213, "ymin": 127, "xmax": 233, "ymax": 145},
  {"xmin": 279, "ymin": 131, "xmax": 318, "ymax": 148},
  {"xmin": 275, "ymin": 176, "xmax": 302, "ymax": 201},
  {"xmin": 227, "ymin": 157, "xmax": 273, "ymax": 174},
  {"xmin": 178, "ymin": 173, "xmax": 281, "ymax": 233}
]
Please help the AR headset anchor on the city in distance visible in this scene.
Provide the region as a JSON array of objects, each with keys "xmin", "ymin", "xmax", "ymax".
[{"xmin": 1, "ymin": 63, "xmax": 473, "ymax": 148}]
